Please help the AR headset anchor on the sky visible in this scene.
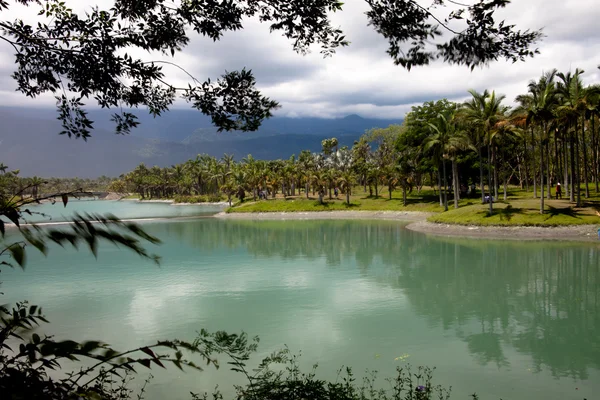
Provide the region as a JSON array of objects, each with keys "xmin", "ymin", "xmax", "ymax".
[{"xmin": 1, "ymin": 0, "xmax": 599, "ymax": 120}]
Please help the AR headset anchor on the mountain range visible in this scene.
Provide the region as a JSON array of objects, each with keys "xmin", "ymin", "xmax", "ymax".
[{"xmin": 0, "ymin": 106, "xmax": 402, "ymax": 177}]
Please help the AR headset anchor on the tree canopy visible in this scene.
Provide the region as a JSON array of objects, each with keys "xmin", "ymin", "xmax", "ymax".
[{"xmin": 0, "ymin": 0, "xmax": 541, "ymax": 138}]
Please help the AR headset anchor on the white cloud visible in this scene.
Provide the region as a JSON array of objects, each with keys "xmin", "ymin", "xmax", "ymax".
[{"xmin": 0, "ymin": 0, "xmax": 599, "ymax": 119}]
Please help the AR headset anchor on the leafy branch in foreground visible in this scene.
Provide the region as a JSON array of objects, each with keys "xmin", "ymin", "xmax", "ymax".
[
  {"xmin": 0, "ymin": 0, "xmax": 540, "ymax": 137},
  {"xmin": 0, "ymin": 301, "xmax": 259, "ymax": 400}
]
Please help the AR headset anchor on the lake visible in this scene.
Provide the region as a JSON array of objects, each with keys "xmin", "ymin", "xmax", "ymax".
[{"xmin": 2, "ymin": 200, "xmax": 599, "ymax": 399}]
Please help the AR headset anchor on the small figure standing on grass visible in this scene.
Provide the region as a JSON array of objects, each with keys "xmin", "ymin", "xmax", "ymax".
[{"xmin": 555, "ymin": 182, "xmax": 562, "ymax": 199}]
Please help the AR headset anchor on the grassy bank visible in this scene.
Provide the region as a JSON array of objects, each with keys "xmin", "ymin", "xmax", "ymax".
[
  {"xmin": 226, "ymin": 187, "xmax": 600, "ymax": 227},
  {"xmin": 428, "ymin": 198, "xmax": 600, "ymax": 226},
  {"xmin": 226, "ymin": 192, "xmax": 447, "ymax": 214}
]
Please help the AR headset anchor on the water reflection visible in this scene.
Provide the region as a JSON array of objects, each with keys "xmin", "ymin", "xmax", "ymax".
[{"xmin": 160, "ymin": 219, "xmax": 600, "ymax": 380}]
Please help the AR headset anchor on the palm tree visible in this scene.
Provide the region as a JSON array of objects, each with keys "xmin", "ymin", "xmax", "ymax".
[
  {"xmin": 557, "ymin": 69, "xmax": 586, "ymax": 206},
  {"xmin": 461, "ymin": 89, "xmax": 506, "ymax": 215},
  {"xmin": 425, "ymin": 111, "xmax": 464, "ymax": 210},
  {"xmin": 337, "ymin": 170, "xmax": 355, "ymax": 205},
  {"xmin": 29, "ymin": 176, "xmax": 45, "ymax": 199},
  {"xmin": 523, "ymin": 70, "xmax": 558, "ymax": 213}
]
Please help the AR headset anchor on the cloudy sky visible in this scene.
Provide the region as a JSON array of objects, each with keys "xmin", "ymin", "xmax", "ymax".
[{"xmin": 1, "ymin": 0, "xmax": 600, "ymax": 119}]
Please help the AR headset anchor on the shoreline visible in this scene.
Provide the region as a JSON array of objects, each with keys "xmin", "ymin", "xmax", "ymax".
[
  {"xmin": 122, "ymin": 199, "xmax": 229, "ymax": 206},
  {"xmin": 406, "ymin": 220, "xmax": 600, "ymax": 242},
  {"xmin": 213, "ymin": 210, "xmax": 433, "ymax": 221},
  {"xmin": 215, "ymin": 210, "xmax": 600, "ymax": 242}
]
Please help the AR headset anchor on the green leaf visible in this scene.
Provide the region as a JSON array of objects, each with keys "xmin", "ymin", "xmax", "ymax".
[
  {"xmin": 140, "ymin": 346, "xmax": 155, "ymax": 357},
  {"xmin": 32, "ymin": 333, "xmax": 41, "ymax": 344},
  {"xmin": 139, "ymin": 358, "xmax": 152, "ymax": 369},
  {"xmin": 61, "ymin": 194, "xmax": 68, "ymax": 207},
  {"xmin": 0, "ymin": 220, "xmax": 4, "ymax": 237},
  {"xmin": 152, "ymin": 358, "xmax": 166, "ymax": 368},
  {"xmin": 9, "ymin": 244, "xmax": 25, "ymax": 268},
  {"xmin": 6, "ymin": 209, "xmax": 19, "ymax": 226}
]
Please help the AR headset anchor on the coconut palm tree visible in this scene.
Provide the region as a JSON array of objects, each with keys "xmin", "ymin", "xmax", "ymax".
[
  {"xmin": 461, "ymin": 89, "xmax": 506, "ymax": 215},
  {"xmin": 337, "ymin": 169, "xmax": 355, "ymax": 205},
  {"xmin": 425, "ymin": 111, "xmax": 464, "ymax": 210},
  {"xmin": 557, "ymin": 69, "xmax": 586, "ymax": 206},
  {"xmin": 522, "ymin": 70, "xmax": 559, "ymax": 213}
]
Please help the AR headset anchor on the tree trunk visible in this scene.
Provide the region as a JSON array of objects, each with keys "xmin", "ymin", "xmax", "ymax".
[
  {"xmin": 582, "ymin": 115, "xmax": 590, "ymax": 198},
  {"xmin": 531, "ymin": 127, "xmax": 537, "ymax": 198},
  {"xmin": 452, "ymin": 159, "xmax": 459, "ymax": 209},
  {"xmin": 402, "ymin": 186, "xmax": 407, "ymax": 206},
  {"xmin": 443, "ymin": 159, "xmax": 448, "ymax": 212},
  {"xmin": 592, "ymin": 115, "xmax": 599, "ymax": 193},
  {"xmin": 540, "ymin": 134, "xmax": 545, "ymax": 214},
  {"xmin": 487, "ymin": 138, "xmax": 493, "ymax": 215},
  {"xmin": 503, "ymin": 175, "xmax": 507, "ymax": 201},
  {"xmin": 563, "ymin": 138, "xmax": 569, "ymax": 199},
  {"xmin": 570, "ymin": 123, "xmax": 576, "ymax": 203},
  {"xmin": 437, "ymin": 165, "xmax": 443, "ymax": 207},
  {"xmin": 524, "ymin": 156, "xmax": 529, "ymax": 192},
  {"xmin": 523, "ymin": 135, "xmax": 529, "ymax": 192},
  {"xmin": 546, "ymin": 141, "xmax": 552, "ymax": 200},
  {"xmin": 575, "ymin": 121, "xmax": 582, "ymax": 207},
  {"xmin": 493, "ymin": 150, "xmax": 499, "ymax": 201},
  {"xmin": 346, "ymin": 188, "xmax": 350, "ymax": 205},
  {"xmin": 479, "ymin": 146, "xmax": 485, "ymax": 203}
]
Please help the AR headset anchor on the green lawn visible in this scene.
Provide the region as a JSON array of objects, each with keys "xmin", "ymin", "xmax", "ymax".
[
  {"xmin": 428, "ymin": 199, "xmax": 600, "ymax": 226},
  {"xmin": 227, "ymin": 186, "xmax": 600, "ymax": 227},
  {"xmin": 228, "ymin": 189, "xmax": 471, "ymax": 214}
]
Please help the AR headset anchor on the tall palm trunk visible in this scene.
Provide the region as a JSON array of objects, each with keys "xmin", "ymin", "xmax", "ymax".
[
  {"xmin": 570, "ymin": 123, "xmax": 576, "ymax": 203},
  {"xmin": 442, "ymin": 159, "xmax": 448, "ymax": 212},
  {"xmin": 523, "ymin": 155, "xmax": 529, "ymax": 192},
  {"xmin": 575, "ymin": 121, "xmax": 582, "ymax": 207},
  {"xmin": 554, "ymin": 133, "xmax": 560, "ymax": 189},
  {"xmin": 478, "ymin": 147, "xmax": 485, "ymax": 203},
  {"xmin": 531, "ymin": 127, "xmax": 537, "ymax": 198},
  {"xmin": 592, "ymin": 115, "xmax": 599, "ymax": 193},
  {"xmin": 493, "ymin": 145, "xmax": 499, "ymax": 200},
  {"xmin": 437, "ymin": 164, "xmax": 443, "ymax": 207},
  {"xmin": 546, "ymin": 141, "xmax": 552, "ymax": 200},
  {"xmin": 452, "ymin": 158, "xmax": 459, "ymax": 209},
  {"xmin": 487, "ymin": 137, "xmax": 493, "ymax": 215},
  {"xmin": 582, "ymin": 115, "xmax": 590, "ymax": 198},
  {"xmin": 563, "ymin": 139, "xmax": 569, "ymax": 199},
  {"xmin": 540, "ymin": 132, "xmax": 545, "ymax": 214}
]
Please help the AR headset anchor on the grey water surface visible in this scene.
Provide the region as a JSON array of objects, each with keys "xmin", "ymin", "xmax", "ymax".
[{"xmin": 2, "ymin": 200, "xmax": 599, "ymax": 399}]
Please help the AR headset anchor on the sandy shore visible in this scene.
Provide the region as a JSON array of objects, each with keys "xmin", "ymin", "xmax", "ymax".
[
  {"xmin": 214, "ymin": 210, "xmax": 433, "ymax": 221},
  {"xmin": 406, "ymin": 221, "xmax": 600, "ymax": 242}
]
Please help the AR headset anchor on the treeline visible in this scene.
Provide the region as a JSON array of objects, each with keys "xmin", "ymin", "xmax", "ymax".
[
  {"xmin": 112, "ymin": 68, "xmax": 600, "ymax": 213},
  {"xmin": 0, "ymin": 164, "xmax": 115, "ymax": 199}
]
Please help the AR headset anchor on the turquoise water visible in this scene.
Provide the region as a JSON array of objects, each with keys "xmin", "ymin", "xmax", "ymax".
[
  {"xmin": 2, "ymin": 201, "xmax": 600, "ymax": 399},
  {"xmin": 12, "ymin": 199, "xmax": 225, "ymax": 223}
]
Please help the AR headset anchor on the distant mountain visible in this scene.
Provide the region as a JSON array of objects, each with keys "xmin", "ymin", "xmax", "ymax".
[{"xmin": 0, "ymin": 107, "xmax": 402, "ymax": 177}]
